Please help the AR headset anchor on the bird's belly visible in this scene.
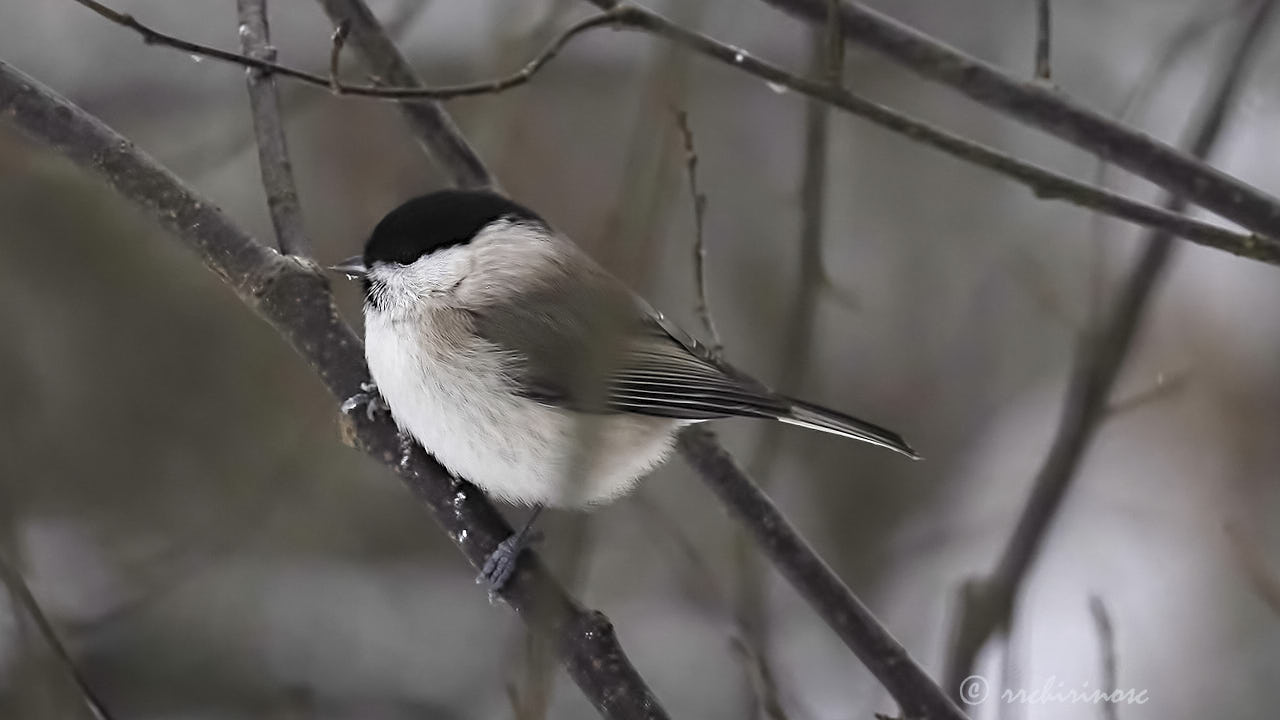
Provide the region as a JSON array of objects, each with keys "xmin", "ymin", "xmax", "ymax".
[{"xmin": 366, "ymin": 318, "xmax": 677, "ymax": 507}]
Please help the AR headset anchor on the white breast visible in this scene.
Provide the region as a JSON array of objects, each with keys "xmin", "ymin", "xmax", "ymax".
[{"xmin": 364, "ymin": 307, "xmax": 678, "ymax": 507}]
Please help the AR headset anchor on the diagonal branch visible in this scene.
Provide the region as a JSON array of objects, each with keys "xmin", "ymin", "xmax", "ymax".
[
  {"xmin": 236, "ymin": 0, "xmax": 311, "ymax": 256},
  {"xmin": 941, "ymin": 0, "xmax": 1278, "ymax": 701},
  {"xmin": 760, "ymin": 0, "xmax": 1280, "ymax": 240},
  {"xmin": 72, "ymin": 0, "xmax": 1278, "ymax": 266},
  {"xmin": 0, "ymin": 59, "xmax": 666, "ymax": 720}
]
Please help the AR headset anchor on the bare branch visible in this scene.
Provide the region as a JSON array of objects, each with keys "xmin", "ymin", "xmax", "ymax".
[
  {"xmin": 1088, "ymin": 595, "xmax": 1119, "ymax": 720},
  {"xmin": 679, "ymin": 428, "xmax": 967, "ymax": 720},
  {"xmin": 0, "ymin": 549, "xmax": 113, "ymax": 720},
  {"xmin": 0, "ymin": 58, "xmax": 666, "ymax": 720},
  {"xmin": 1034, "ymin": 0, "xmax": 1052, "ymax": 80},
  {"xmin": 312, "ymin": 0, "xmax": 493, "ymax": 188},
  {"xmin": 672, "ymin": 110, "xmax": 722, "ymax": 355},
  {"xmin": 760, "ymin": 0, "xmax": 1280, "ymax": 240},
  {"xmin": 942, "ymin": 0, "xmax": 1279, "ymax": 701},
  {"xmin": 73, "ymin": 0, "xmax": 1277, "ymax": 265},
  {"xmin": 236, "ymin": 0, "xmax": 312, "ymax": 256},
  {"xmin": 1084, "ymin": 0, "xmax": 1243, "ymax": 324},
  {"xmin": 71, "ymin": 0, "xmax": 613, "ymax": 101}
]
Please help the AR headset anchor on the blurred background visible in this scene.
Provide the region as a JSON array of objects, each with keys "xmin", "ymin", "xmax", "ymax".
[{"xmin": 2, "ymin": 0, "xmax": 1280, "ymax": 718}]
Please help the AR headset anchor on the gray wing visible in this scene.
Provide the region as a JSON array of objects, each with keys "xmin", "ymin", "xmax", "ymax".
[
  {"xmin": 464, "ymin": 236, "xmax": 918, "ymax": 457},
  {"xmin": 467, "ymin": 254, "xmax": 787, "ymax": 421}
]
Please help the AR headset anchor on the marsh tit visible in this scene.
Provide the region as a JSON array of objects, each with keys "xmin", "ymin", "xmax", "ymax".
[{"xmin": 331, "ymin": 190, "xmax": 917, "ymax": 590}]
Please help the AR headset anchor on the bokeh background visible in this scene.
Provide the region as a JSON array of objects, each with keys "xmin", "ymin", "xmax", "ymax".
[{"xmin": 2, "ymin": 0, "xmax": 1279, "ymax": 718}]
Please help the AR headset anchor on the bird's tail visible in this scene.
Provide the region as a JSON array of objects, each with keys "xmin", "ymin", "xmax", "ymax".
[{"xmin": 780, "ymin": 398, "xmax": 920, "ymax": 459}]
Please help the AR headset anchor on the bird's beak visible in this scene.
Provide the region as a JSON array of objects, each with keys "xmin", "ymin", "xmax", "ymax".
[{"xmin": 328, "ymin": 255, "xmax": 368, "ymax": 278}]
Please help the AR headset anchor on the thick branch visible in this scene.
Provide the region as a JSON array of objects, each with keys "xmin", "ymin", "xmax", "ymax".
[
  {"xmin": 0, "ymin": 59, "xmax": 665, "ymax": 720},
  {"xmin": 942, "ymin": 0, "xmax": 1277, "ymax": 701},
  {"xmin": 762, "ymin": 0, "xmax": 1280, "ymax": 239},
  {"xmin": 72, "ymin": 0, "xmax": 1277, "ymax": 265},
  {"xmin": 235, "ymin": 0, "xmax": 311, "ymax": 256}
]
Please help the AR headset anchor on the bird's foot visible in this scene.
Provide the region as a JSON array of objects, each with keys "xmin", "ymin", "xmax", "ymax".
[
  {"xmin": 341, "ymin": 381, "xmax": 388, "ymax": 422},
  {"xmin": 477, "ymin": 526, "xmax": 543, "ymax": 603}
]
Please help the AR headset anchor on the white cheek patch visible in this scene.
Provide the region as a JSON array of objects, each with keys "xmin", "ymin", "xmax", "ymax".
[
  {"xmin": 412, "ymin": 245, "xmax": 473, "ymax": 292},
  {"xmin": 369, "ymin": 245, "xmax": 475, "ymax": 310}
]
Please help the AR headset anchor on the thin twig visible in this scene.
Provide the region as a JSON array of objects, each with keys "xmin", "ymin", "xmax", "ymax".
[
  {"xmin": 236, "ymin": 0, "xmax": 312, "ymax": 256},
  {"xmin": 328, "ymin": 20, "xmax": 351, "ymax": 91},
  {"xmin": 942, "ymin": 0, "xmax": 1279, "ymax": 701},
  {"xmin": 72, "ymin": 0, "xmax": 616, "ymax": 101},
  {"xmin": 0, "ymin": 58, "xmax": 666, "ymax": 720},
  {"xmin": 759, "ymin": 0, "xmax": 1280, "ymax": 240},
  {"xmin": 1088, "ymin": 595, "xmax": 1119, "ymax": 720},
  {"xmin": 1034, "ymin": 0, "xmax": 1052, "ymax": 80},
  {"xmin": 0, "ymin": 549, "xmax": 113, "ymax": 720},
  {"xmin": 167, "ymin": 0, "xmax": 430, "ymax": 175},
  {"xmin": 71, "ymin": 0, "xmax": 1279, "ymax": 265},
  {"xmin": 313, "ymin": 0, "xmax": 493, "ymax": 188},
  {"xmin": 672, "ymin": 109, "xmax": 722, "ymax": 355}
]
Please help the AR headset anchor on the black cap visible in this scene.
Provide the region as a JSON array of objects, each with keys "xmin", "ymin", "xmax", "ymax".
[{"xmin": 363, "ymin": 190, "xmax": 546, "ymax": 267}]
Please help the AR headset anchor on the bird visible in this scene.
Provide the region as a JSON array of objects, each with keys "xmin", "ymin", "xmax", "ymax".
[{"xmin": 330, "ymin": 189, "xmax": 917, "ymax": 591}]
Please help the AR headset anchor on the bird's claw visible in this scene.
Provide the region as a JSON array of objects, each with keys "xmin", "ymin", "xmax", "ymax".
[
  {"xmin": 477, "ymin": 529, "xmax": 543, "ymax": 603},
  {"xmin": 341, "ymin": 381, "xmax": 388, "ymax": 422}
]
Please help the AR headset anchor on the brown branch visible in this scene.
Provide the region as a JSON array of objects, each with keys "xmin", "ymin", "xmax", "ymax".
[
  {"xmin": 0, "ymin": 549, "xmax": 113, "ymax": 720},
  {"xmin": 761, "ymin": 0, "xmax": 1280, "ymax": 240},
  {"xmin": 72, "ymin": 0, "xmax": 1277, "ymax": 266},
  {"xmin": 679, "ymin": 428, "xmax": 967, "ymax": 720},
  {"xmin": 0, "ymin": 58, "xmax": 666, "ymax": 720},
  {"xmin": 672, "ymin": 109, "xmax": 722, "ymax": 355},
  {"xmin": 941, "ymin": 0, "xmax": 1278, "ymax": 702},
  {"xmin": 236, "ymin": 0, "xmax": 311, "ymax": 256}
]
